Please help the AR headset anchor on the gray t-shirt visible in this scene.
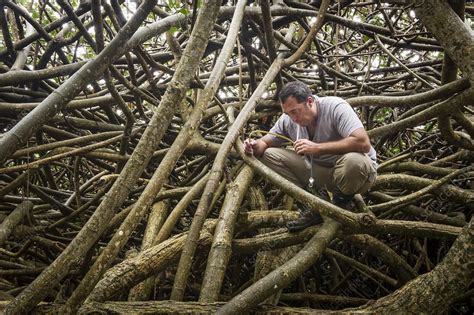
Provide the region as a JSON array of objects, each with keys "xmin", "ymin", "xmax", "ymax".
[{"xmin": 269, "ymin": 96, "xmax": 377, "ymax": 166}]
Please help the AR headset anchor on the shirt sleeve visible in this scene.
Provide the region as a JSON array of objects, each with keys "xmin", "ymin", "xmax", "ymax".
[
  {"xmin": 269, "ymin": 115, "xmax": 291, "ymax": 146},
  {"xmin": 333, "ymin": 101, "xmax": 364, "ymax": 138}
]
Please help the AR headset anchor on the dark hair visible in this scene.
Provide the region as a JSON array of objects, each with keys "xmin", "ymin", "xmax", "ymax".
[{"xmin": 279, "ymin": 81, "xmax": 312, "ymax": 103}]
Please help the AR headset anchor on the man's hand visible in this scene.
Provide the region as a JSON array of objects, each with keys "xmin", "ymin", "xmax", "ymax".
[
  {"xmin": 293, "ymin": 129, "xmax": 372, "ymax": 156},
  {"xmin": 244, "ymin": 137, "xmax": 271, "ymax": 157},
  {"xmin": 244, "ymin": 139, "xmax": 257, "ymax": 155},
  {"xmin": 294, "ymin": 139, "xmax": 319, "ymax": 155}
]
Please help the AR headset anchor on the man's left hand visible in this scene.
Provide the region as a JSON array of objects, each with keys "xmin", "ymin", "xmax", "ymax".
[{"xmin": 294, "ymin": 139, "xmax": 319, "ymax": 155}]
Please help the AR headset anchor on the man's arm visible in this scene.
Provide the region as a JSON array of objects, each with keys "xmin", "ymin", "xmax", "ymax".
[
  {"xmin": 244, "ymin": 134, "xmax": 276, "ymax": 157},
  {"xmin": 293, "ymin": 128, "xmax": 371, "ymax": 156}
]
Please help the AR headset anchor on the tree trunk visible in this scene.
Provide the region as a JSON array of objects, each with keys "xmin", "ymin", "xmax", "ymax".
[{"xmin": 352, "ymin": 216, "xmax": 473, "ymax": 313}]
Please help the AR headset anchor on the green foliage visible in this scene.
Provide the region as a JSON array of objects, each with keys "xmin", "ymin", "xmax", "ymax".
[
  {"xmin": 84, "ymin": 45, "xmax": 96, "ymax": 60},
  {"xmin": 166, "ymin": 0, "xmax": 191, "ymax": 13},
  {"xmin": 68, "ymin": 0, "xmax": 79, "ymax": 8},
  {"xmin": 179, "ymin": 8, "xmax": 190, "ymax": 16},
  {"xmin": 164, "ymin": 0, "xmax": 190, "ymax": 36},
  {"xmin": 167, "ymin": 0, "xmax": 181, "ymax": 10},
  {"xmin": 31, "ymin": 9, "xmax": 39, "ymax": 20},
  {"xmin": 368, "ymin": 14, "xmax": 384, "ymax": 27},
  {"xmin": 374, "ymin": 107, "xmax": 392, "ymax": 124},
  {"xmin": 169, "ymin": 26, "xmax": 179, "ymax": 35}
]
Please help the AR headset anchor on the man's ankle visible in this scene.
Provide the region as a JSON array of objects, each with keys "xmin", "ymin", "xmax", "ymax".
[{"xmin": 332, "ymin": 187, "xmax": 354, "ymax": 210}]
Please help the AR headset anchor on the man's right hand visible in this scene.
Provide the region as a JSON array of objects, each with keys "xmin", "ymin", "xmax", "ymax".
[
  {"xmin": 244, "ymin": 139, "xmax": 257, "ymax": 155},
  {"xmin": 243, "ymin": 136, "xmax": 271, "ymax": 157}
]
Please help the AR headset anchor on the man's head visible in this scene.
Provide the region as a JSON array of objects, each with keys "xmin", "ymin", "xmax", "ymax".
[
  {"xmin": 279, "ymin": 81, "xmax": 316, "ymax": 127},
  {"xmin": 279, "ymin": 81, "xmax": 312, "ymax": 104}
]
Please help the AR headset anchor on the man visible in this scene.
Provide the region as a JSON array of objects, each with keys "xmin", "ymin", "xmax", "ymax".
[{"xmin": 244, "ymin": 81, "xmax": 377, "ymax": 232}]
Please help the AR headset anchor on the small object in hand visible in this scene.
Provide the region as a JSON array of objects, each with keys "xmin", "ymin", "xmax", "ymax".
[{"xmin": 244, "ymin": 139, "xmax": 255, "ymax": 155}]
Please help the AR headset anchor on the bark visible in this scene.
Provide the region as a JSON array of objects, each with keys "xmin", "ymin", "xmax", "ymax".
[
  {"xmin": 86, "ymin": 211, "xmax": 299, "ymax": 303},
  {"xmin": 283, "ymin": 0, "xmax": 330, "ymax": 65},
  {"xmin": 0, "ymin": 300, "xmax": 364, "ymax": 314},
  {"xmin": 373, "ymin": 173, "xmax": 474, "ymax": 207},
  {"xmin": 325, "ymin": 248, "xmax": 398, "ymax": 287},
  {"xmin": 0, "ymin": 201, "xmax": 33, "ymax": 247},
  {"xmin": 347, "ymin": 77, "xmax": 469, "ymax": 108},
  {"xmin": 350, "ymin": 216, "xmax": 474, "ymax": 313},
  {"xmin": 412, "ymin": 0, "xmax": 474, "ymax": 78},
  {"xmin": 250, "ymin": 186, "xmax": 292, "ymax": 306},
  {"xmin": 64, "ymin": 1, "xmax": 222, "ymax": 311},
  {"xmin": 87, "ymin": 220, "xmax": 217, "ymax": 303},
  {"xmin": 1, "ymin": 1, "xmax": 474, "ymax": 313},
  {"xmin": 170, "ymin": 31, "xmax": 291, "ymax": 300},
  {"xmin": 3, "ymin": 2, "xmax": 182, "ymax": 314},
  {"xmin": 217, "ymin": 220, "xmax": 341, "ymax": 314},
  {"xmin": 341, "ymin": 234, "xmax": 417, "ymax": 284},
  {"xmin": 254, "ymin": 245, "xmax": 301, "ymax": 305},
  {"xmin": 369, "ymin": 191, "xmax": 466, "ymax": 227},
  {"xmin": 436, "ymin": 1, "xmax": 474, "ymax": 150},
  {"xmin": 153, "ymin": 174, "xmax": 210, "ymax": 246},
  {"xmin": 0, "ymin": 0, "xmax": 159, "ymax": 164},
  {"xmin": 368, "ymin": 87, "xmax": 474, "ymax": 139},
  {"xmin": 368, "ymin": 165, "xmax": 474, "ymax": 212},
  {"xmin": 199, "ymin": 165, "xmax": 254, "ymax": 302},
  {"xmin": 127, "ymin": 201, "xmax": 169, "ymax": 301}
]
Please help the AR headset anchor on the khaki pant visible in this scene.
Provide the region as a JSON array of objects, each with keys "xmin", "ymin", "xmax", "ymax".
[{"xmin": 261, "ymin": 148, "xmax": 377, "ymax": 195}]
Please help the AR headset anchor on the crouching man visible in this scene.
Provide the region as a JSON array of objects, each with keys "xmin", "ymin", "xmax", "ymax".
[{"xmin": 244, "ymin": 81, "xmax": 377, "ymax": 232}]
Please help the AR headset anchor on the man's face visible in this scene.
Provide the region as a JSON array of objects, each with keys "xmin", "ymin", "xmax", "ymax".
[{"xmin": 281, "ymin": 96, "xmax": 315, "ymax": 127}]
